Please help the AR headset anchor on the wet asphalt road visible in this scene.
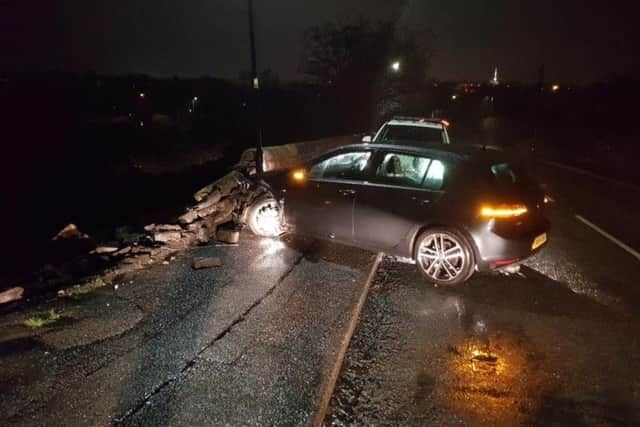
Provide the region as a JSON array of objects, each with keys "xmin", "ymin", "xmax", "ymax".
[
  {"xmin": 326, "ymin": 163, "xmax": 640, "ymax": 426},
  {"xmin": 1, "ymin": 235, "xmax": 377, "ymax": 426},
  {"xmin": 2, "ymin": 161, "xmax": 640, "ymax": 426}
]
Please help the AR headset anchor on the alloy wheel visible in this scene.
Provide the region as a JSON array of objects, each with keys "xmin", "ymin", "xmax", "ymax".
[{"xmin": 417, "ymin": 232, "xmax": 467, "ymax": 283}]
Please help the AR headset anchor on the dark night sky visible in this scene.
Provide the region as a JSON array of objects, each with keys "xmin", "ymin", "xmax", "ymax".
[{"xmin": 1, "ymin": 0, "xmax": 638, "ymax": 83}]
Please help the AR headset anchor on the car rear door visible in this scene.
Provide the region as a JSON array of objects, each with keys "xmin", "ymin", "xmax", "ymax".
[
  {"xmin": 284, "ymin": 149, "xmax": 373, "ymax": 243},
  {"xmin": 353, "ymin": 150, "xmax": 448, "ymax": 253}
]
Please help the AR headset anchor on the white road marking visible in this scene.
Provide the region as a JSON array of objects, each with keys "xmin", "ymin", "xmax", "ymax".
[
  {"xmin": 313, "ymin": 252, "xmax": 383, "ymax": 427},
  {"xmin": 575, "ymin": 215, "xmax": 640, "ymax": 262}
]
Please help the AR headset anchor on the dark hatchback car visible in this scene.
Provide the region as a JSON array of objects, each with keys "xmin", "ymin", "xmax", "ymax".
[{"xmin": 247, "ymin": 143, "xmax": 549, "ymax": 286}]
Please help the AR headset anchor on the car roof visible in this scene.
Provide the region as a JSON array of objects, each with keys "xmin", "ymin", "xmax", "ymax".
[{"xmin": 385, "ymin": 119, "xmax": 444, "ymax": 129}]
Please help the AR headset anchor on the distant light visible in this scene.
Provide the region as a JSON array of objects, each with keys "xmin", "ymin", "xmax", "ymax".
[
  {"xmin": 139, "ymin": 92, "xmax": 145, "ymax": 98},
  {"xmin": 188, "ymin": 108, "xmax": 192, "ymax": 113},
  {"xmin": 139, "ymin": 121, "xmax": 144, "ymax": 127},
  {"xmin": 551, "ymin": 84, "xmax": 560, "ymax": 92},
  {"xmin": 390, "ymin": 61, "xmax": 401, "ymax": 72},
  {"xmin": 441, "ymin": 119, "xmax": 450, "ymax": 127},
  {"xmin": 253, "ymin": 77, "xmax": 260, "ymax": 89},
  {"xmin": 193, "ymin": 96, "xmax": 198, "ymax": 101},
  {"xmin": 451, "ymin": 94, "xmax": 457, "ymax": 100}
]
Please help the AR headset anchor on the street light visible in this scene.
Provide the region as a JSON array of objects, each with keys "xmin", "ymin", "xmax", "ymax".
[{"xmin": 390, "ymin": 61, "xmax": 401, "ymax": 72}]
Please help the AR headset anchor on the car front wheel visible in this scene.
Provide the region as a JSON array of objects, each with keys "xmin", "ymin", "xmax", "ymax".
[
  {"xmin": 247, "ymin": 197, "xmax": 284, "ymax": 237},
  {"xmin": 414, "ymin": 228, "xmax": 475, "ymax": 286}
]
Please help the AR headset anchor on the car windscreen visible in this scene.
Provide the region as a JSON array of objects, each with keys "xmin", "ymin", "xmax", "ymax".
[{"xmin": 377, "ymin": 125, "xmax": 444, "ymax": 144}]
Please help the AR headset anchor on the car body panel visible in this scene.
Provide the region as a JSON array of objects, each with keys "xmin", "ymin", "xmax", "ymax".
[
  {"xmin": 262, "ymin": 143, "xmax": 550, "ymax": 273},
  {"xmin": 283, "ymin": 178, "xmax": 358, "ymax": 242}
]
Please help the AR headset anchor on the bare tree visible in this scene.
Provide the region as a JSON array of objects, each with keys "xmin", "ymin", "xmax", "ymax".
[{"xmin": 300, "ymin": 18, "xmax": 434, "ymax": 127}]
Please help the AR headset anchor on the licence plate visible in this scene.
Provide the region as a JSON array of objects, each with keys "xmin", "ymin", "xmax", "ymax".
[{"xmin": 531, "ymin": 233, "xmax": 547, "ymax": 250}]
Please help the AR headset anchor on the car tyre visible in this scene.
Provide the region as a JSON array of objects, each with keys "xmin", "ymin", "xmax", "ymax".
[
  {"xmin": 414, "ymin": 227, "xmax": 475, "ymax": 286},
  {"xmin": 247, "ymin": 197, "xmax": 283, "ymax": 237}
]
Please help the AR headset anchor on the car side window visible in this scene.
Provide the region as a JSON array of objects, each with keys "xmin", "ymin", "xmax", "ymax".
[
  {"xmin": 308, "ymin": 151, "xmax": 372, "ymax": 181},
  {"xmin": 373, "ymin": 153, "xmax": 446, "ymax": 190}
]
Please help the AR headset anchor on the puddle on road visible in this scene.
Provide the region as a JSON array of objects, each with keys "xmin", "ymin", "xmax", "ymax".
[{"xmin": 443, "ymin": 331, "xmax": 551, "ymax": 426}]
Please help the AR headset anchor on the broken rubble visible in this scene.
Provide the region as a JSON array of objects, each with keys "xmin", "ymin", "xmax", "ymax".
[
  {"xmin": 191, "ymin": 257, "xmax": 222, "ymax": 270},
  {"xmin": 193, "ymin": 171, "xmax": 244, "ymax": 202},
  {"xmin": 145, "ymin": 224, "xmax": 182, "ymax": 232},
  {"xmin": 93, "ymin": 246, "xmax": 119, "ymax": 254},
  {"xmin": 0, "ymin": 287, "xmax": 24, "ymax": 304},
  {"xmin": 153, "ymin": 231, "xmax": 182, "ymax": 243},
  {"xmin": 53, "ymin": 223, "xmax": 89, "ymax": 240},
  {"xmin": 112, "ymin": 246, "xmax": 132, "ymax": 256},
  {"xmin": 178, "ymin": 209, "xmax": 200, "ymax": 225},
  {"xmin": 216, "ymin": 228, "xmax": 240, "ymax": 244}
]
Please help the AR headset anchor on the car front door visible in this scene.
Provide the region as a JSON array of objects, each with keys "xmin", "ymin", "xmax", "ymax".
[
  {"xmin": 354, "ymin": 151, "xmax": 448, "ymax": 253},
  {"xmin": 284, "ymin": 150, "xmax": 373, "ymax": 243}
]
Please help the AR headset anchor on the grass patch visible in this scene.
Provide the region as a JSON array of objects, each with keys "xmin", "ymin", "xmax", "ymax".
[
  {"xmin": 24, "ymin": 309, "xmax": 62, "ymax": 329},
  {"xmin": 62, "ymin": 276, "xmax": 107, "ymax": 298}
]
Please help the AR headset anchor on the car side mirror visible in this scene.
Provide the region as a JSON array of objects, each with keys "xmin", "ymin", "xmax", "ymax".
[{"xmin": 361, "ymin": 135, "xmax": 372, "ymax": 143}]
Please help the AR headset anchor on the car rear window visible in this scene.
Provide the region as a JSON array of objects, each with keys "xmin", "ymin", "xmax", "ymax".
[
  {"xmin": 378, "ymin": 125, "xmax": 444, "ymax": 144},
  {"xmin": 491, "ymin": 163, "xmax": 534, "ymax": 189}
]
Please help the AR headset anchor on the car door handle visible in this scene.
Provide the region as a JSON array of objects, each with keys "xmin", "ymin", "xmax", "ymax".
[
  {"xmin": 339, "ymin": 189, "xmax": 356, "ymax": 196},
  {"xmin": 412, "ymin": 196, "xmax": 431, "ymax": 205}
]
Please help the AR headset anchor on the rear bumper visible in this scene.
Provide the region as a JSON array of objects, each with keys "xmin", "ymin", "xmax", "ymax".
[{"xmin": 469, "ymin": 217, "xmax": 550, "ymax": 272}]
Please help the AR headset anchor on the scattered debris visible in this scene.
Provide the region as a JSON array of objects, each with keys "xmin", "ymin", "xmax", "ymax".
[
  {"xmin": 93, "ymin": 246, "xmax": 120, "ymax": 254},
  {"xmin": 217, "ymin": 228, "xmax": 240, "ymax": 244},
  {"xmin": 6, "ymin": 166, "xmax": 263, "ymax": 310},
  {"xmin": 53, "ymin": 223, "xmax": 89, "ymax": 240},
  {"xmin": 153, "ymin": 231, "xmax": 182, "ymax": 243},
  {"xmin": 0, "ymin": 286, "xmax": 24, "ymax": 304},
  {"xmin": 192, "ymin": 257, "xmax": 223, "ymax": 270},
  {"xmin": 113, "ymin": 246, "xmax": 132, "ymax": 256},
  {"xmin": 145, "ymin": 224, "xmax": 182, "ymax": 232}
]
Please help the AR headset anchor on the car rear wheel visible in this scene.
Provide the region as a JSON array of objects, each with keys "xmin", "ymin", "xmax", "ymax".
[
  {"xmin": 414, "ymin": 228, "xmax": 475, "ymax": 286},
  {"xmin": 247, "ymin": 197, "xmax": 284, "ymax": 237}
]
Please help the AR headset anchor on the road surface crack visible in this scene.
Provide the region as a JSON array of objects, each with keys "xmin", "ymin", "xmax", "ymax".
[{"xmin": 113, "ymin": 248, "xmax": 307, "ymax": 424}]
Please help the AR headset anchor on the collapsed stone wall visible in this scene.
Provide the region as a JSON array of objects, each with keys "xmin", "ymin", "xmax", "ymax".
[{"xmin": 1, "ymin": 136, "xmax": 356, "ymax": 306}]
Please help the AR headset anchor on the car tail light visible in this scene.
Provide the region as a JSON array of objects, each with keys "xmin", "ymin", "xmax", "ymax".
[{"xmin": 479, "ymin": 203, "xmax": 528, "ymax": 219}]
